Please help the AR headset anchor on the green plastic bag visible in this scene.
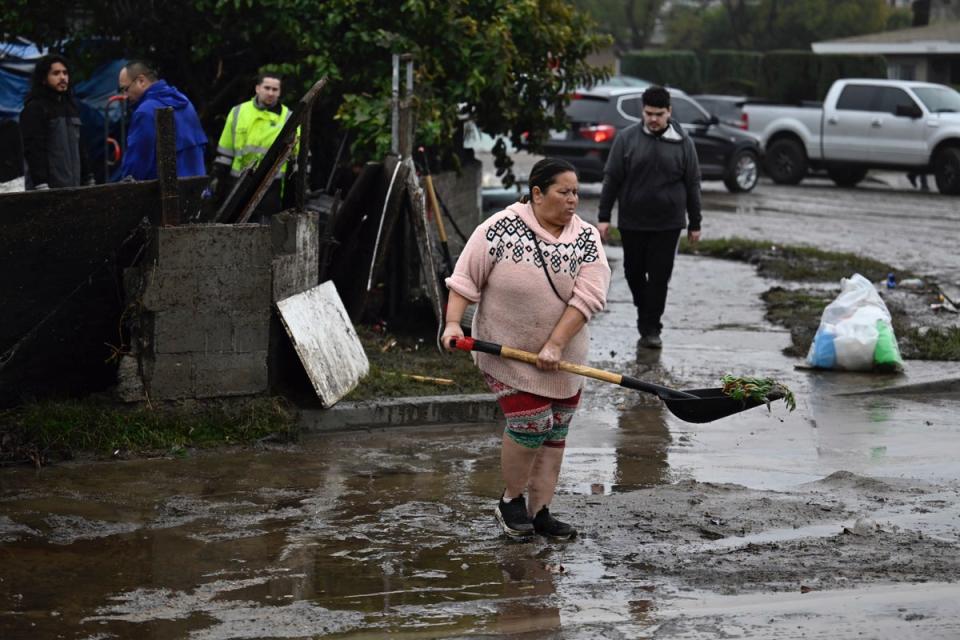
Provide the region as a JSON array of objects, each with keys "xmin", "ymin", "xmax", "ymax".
[{"xmin": 873, "ymin": 319, "xmax": 903, "ymax": 372}]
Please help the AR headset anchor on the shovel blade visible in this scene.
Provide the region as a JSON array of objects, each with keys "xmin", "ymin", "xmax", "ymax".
[{"xmin": 663, "ymin": 388, "xmax": 770, "ymax": 424}]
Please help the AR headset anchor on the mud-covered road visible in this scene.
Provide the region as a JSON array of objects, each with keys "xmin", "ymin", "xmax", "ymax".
[{"xmin": 3, "ymin": 174, "xmax": 960, "ymax": 638}]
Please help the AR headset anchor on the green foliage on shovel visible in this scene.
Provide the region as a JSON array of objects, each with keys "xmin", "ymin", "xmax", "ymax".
[{"xmin": 721, "ymin": 375, "xmax": 796, "ymax": 412}]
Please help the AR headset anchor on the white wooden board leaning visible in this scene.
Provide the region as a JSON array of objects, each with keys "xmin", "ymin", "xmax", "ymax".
[{"xmin": 276, "ymin": 281, "xmax": 369, "ymax": 408}]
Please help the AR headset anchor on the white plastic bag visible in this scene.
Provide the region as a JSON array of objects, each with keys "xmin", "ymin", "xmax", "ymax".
[{"xmin": 806, "ymin": 273, "xmax": 903, "ymax": 372}]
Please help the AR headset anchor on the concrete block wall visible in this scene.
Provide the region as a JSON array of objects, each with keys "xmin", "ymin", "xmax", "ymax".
[
  {"xmin": 430, "ymin": 158, "xmax": 482, "ymax": 259},
  {"xmin": 126, "ymin": 212, "xmax": 318, "ymax": 401}
]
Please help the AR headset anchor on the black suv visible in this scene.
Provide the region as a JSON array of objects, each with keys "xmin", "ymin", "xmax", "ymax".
[{"xmin": 541, "ymin": 86, "xmax": 761, "ymax": 192}]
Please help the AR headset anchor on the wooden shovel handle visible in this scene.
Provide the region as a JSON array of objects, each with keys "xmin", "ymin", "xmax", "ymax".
[{"xmin": 451, "ymin": 337, "xmax": 696, "ymax": 399}]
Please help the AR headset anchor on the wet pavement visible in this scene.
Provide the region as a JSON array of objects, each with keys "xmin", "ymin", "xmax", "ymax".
[{"xmin": 3, "ymin": 178, "xmax": 960, "ymax": 638}]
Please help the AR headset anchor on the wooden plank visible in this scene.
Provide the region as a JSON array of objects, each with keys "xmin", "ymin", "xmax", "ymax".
[
  {"xmin": 402, "ymin": 157, "xmax": 445, "ymax": 338},
  {"xmin": 155, "ymin": 107, "xmax": 180, "ymax": 226},
  {"xmin": 276, "ymin": 281, "xmax": 369, "ymax": 408}
]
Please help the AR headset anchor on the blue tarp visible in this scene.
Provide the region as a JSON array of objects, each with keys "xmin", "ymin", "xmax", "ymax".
[
  {"xmin": 0, "ymin": 67, "xmax": 28, "ymax": 121},
  {"xmin": 0, "ymin": 39, "xmax": 45, "ymax": 74}
]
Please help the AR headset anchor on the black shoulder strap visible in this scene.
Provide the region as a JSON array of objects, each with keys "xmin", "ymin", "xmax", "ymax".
[{"xmin": 524, "ymin": 220, "xmax": 566, "ymax": 304}]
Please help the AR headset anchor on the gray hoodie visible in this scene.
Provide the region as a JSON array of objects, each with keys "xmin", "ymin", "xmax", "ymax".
[{"xmin": 597, "ymin": 120, "xmax": 701, "ymax": 232}]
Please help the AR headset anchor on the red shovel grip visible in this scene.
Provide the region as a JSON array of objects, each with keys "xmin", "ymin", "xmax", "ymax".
[{"xmin": 450, "ymin": 336, "xmax": 475, "ymax": 352}]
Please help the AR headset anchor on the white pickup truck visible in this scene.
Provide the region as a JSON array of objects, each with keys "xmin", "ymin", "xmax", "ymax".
[{"xmin": 743, "ymin": 78, "xmax": 960, "ymax": 194}]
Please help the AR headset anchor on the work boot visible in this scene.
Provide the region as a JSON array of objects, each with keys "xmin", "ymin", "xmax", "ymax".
[
  {"xmin": 495, "ymin": 494, "xmax": 534, "ymax": 537},
  {"xmin": 532, "ymin": 506, "xmax": 577, "ymax": 540},
  {"xmin": 639, "ymin": 333, "xmax": 662, "ymax": 349}
]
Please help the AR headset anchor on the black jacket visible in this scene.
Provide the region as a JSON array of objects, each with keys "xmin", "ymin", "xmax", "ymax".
[
  {"xmin": 19, "ymin": 85, "xmax": 92, "ymax": 189},
  {"xmin": 597, "ymin": 120, "xmax": 702, "ymax": 232}
]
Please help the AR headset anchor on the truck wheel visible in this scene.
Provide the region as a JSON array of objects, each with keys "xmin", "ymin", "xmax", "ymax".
[
  {"xmin": 766, "ymin": 138, "xmax": 808, "ymax": 185},
  {"xmin": 934, "ymin": 147, "xmax": 960, "ymax": 195},
  {"xmin": 723, "ymin": 149, "xmax": 759, "ymax": 192},
  {"xmin": 826, "ymin": 166, "xmax": 868, "ymax": 187}
]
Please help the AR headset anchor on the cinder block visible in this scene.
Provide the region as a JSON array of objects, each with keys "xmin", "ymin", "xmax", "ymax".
[
  {"xmin": 155, "ymin": 224, "xmax": 272, "ymax": 269},
  {"xmin": 153, "ymin": 309, "xmax": 205, "ymax": 354},
  {"xmin": 270, "ymin": 213, "xmax": 299, "ymax": 255},
  {"xmin": 233, "ymin": 310, "xmax": 271, "ymax": 352},
  {"xmin": 201, "ymin": 311, "xmax": 236, "ymax": 353},
  {"xmin": 194, "ymin": 351, "xmax": 268, "ymax": 397},
  {"xmin": 144, "ymin": 353, "xmax": 195, "ymax": 399},
  {"xmin": 140, "ymin": 266, "xmax": 198, "ymax": 311},
  {"xmin": 197, "ymin": 267, "xmax": 272, "ymax": 310},
  {"xmin": 271, "ymin": 213, "xmax": 319, "ymax": 302}
]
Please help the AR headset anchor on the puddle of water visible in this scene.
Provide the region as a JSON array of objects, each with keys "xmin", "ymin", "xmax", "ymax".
[{"xmin": 0, "ymin": 415, "xmax": 680, "ymax": 639}]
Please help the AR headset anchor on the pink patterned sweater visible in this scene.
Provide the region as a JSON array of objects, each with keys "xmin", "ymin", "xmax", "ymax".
[{"xmin": 445, "ymin": 202, "xmax": 611, "ymax": 398}]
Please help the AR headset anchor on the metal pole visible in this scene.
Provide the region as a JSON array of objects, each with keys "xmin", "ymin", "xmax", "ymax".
[
  {"xmin": 399, "ymin": 54, "xmax": 414, "ymax": 158},
  {"xmin": 391, "ymin": 54, "xmax": 400, "ymax": 155}
]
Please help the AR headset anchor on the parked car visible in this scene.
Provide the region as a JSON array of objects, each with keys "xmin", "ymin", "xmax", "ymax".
[
  {"xmin": 691, "ymin": 94, "xmax": 749, "ymax": 130},
  {"xmin": 541, "ymin": 86, "xmax": 761, "ymax": 192},
  {"xmin": 742, "ymin": 78, "xmax": 960, "ymax": 194}
]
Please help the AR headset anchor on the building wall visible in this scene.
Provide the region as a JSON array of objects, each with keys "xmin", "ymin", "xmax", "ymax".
[{"xmin": 429, "ymin": 158, "xmax": 482, "ymax": 260}]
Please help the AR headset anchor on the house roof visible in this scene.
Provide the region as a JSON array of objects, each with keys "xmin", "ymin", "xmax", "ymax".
[{"xmin": 812, "ymin": 21, "xmax": 960, "ymax": 55}]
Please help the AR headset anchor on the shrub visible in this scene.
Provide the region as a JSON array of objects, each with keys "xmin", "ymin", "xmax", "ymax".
[
  {"xmin": 621, "ymin": 50, "xmax": 702, "ymax": 92},
  {"xmin": 702, "ymin": 50, "xmax": 763, "ymax": 95}
]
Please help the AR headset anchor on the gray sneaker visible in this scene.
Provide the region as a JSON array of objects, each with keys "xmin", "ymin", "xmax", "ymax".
[
  {"xmin": 495, "ymin": 494, "xmax": 534, "ymax": 537},
  {"xmin": 640, "ymin": 333, "xmax": 662, "ymax": 349}
]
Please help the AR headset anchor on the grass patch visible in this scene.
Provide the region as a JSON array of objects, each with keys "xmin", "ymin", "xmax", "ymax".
[
  {"xmin": 901, "ymin": 326, "xmax": 960, "ymax": 361},
  {"xmin": 345, "ymin": 324, "xmax": 488, "ymax": 401},
  {"xmin": 687, "ymin": 238, "xmax": 959, "ymax": 361},
  {"xmin": 0, "ymin": 397, "xmax": 297, "ymax": 467},
  {"xmin": 763, "ymin": 286, "xmax": 960, "ymax": 361},
  {"xmin": 762, "ymin": 287, "xmax": 839, "ymax": 357},
  {"xmin": 680, "ymin": 236, "xmax": 911, "ymax": 283}
]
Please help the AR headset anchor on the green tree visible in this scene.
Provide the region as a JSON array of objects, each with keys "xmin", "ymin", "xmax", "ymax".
[
  {"xmin": 572, "ymin": 0, "xmax": 665, "ymax": 50},
  {"xmin": 663, "ymin": 0, "xmax": 908, "ymax": 52},
  {"xmin": 3, "ymin": 0, "xmax": 608, "ymax": 176}
]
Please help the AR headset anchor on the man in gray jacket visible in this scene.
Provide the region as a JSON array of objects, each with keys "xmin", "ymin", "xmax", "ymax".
[{"xmin": 597, "ymin": 85, "xmax": 701, "ymax": 348}]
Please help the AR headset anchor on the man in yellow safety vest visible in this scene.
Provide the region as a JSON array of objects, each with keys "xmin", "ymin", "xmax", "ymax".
[{"xmin": 210, "ymin": 72, "xmax": 298, "ymax": 222}]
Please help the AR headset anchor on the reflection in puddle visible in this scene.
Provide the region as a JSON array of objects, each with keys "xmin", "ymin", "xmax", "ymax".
[
  {"xmin": 0, "ymin": 407, "xmax": 677, "ymax": 638},
  {"xmin": 495, "ymin": 557, "xmax": 561, "ymax": 634},
  {"xmin": 560, "ymin": 404, "xmax": 672, "ymax": 496}
]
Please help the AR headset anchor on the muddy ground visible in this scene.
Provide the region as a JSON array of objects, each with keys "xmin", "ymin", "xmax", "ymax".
[{"xmin": 2, "ymin": 425, "xmax": 959, "ymax": 639}]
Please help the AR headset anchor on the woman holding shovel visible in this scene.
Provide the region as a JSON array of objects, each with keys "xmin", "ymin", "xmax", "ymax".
[{"xmin": 442, "ymin": 158, "xmax": 611, "ymax": 540}]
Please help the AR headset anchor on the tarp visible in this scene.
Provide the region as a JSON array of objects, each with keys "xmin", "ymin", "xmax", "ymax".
[
  {"xmin": 0, "ymin": 39, "xmax": 45, "ymax": 74},
  {"xmin": 0, "ymin": 67, "xmax": 27, "ymax": 121}
]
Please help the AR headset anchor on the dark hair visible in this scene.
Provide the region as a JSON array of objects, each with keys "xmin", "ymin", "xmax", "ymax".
[
  {"xmin": 123, "ymin": 60, "xmax": 159, "ymax": 82},
  {"xmin": 257, "ymin": 72, "xmax": 282, "ymax": 86},
  {"xmin": 642, "ymin": 85, "xmax": 671, "ymax": 109},
  {"xmin": 30, "ymin": 54, "xmax": 70, "ymax": 94},
  {"xmin": 521, "ymin": 157, "xmax": 577, "ymax": 203}
]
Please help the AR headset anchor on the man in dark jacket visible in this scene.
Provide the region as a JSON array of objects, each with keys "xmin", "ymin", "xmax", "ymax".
[
  {"xmin": 19, "ymin": 54, "xmax": 94, "ymax": 190},
  {"xmin": 117, "ymin": 60, "xmax": 207, "ymax": 180},
  {"xmin": 597, "ymin": 86, "xmax": 702, "ymax": 349}
]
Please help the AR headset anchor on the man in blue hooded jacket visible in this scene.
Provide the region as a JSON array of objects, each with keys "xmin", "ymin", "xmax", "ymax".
[{"xmin": 118, "ymin": 60, "xmax": 207, "ymax": 180}]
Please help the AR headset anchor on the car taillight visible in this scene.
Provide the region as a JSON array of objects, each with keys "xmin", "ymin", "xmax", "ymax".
[
  {"xmin": 578, "ymin": 124, "xmax": 616, "ymax": 143},
  {"xmin": 739, "ymin": 112, "xmax": 749, "ymax": 130}
]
